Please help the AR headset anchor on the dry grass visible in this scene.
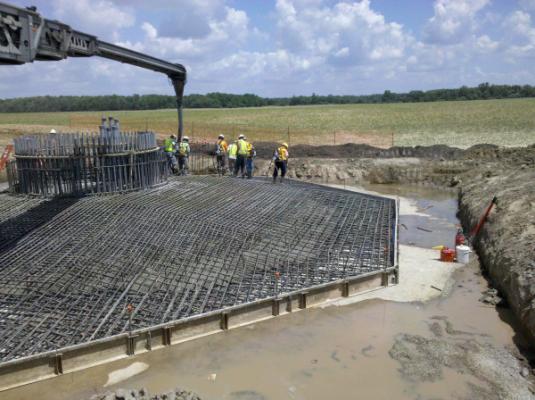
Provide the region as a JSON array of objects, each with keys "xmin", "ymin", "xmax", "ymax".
[{"xmin": 1, "ymin": 98, "xmax": 534, "ymax": 148}]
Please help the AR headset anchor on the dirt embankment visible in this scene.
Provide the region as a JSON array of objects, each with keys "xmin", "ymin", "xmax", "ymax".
[
  {"xmin": 458, "ymin": 166, "xmax": 535, "ymax": 342},
  {"xmin": 262, "ymin": 144, "xmax": 535, "ymax": 342}
]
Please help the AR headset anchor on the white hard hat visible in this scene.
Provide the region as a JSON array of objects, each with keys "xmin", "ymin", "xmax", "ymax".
[
  {"xmin": 218, "ymin": 134, "xmax": 225, "ymax": 139},
  {"xmin": 183, "ymin": 136, "xmax": 189, "ymax": 141},
  {"xmin": 49, "ymin": 129, "xmax": 57, "ymax": 134},
  {"xmin": 238, "ymin": 134, "xmax": 245, "ymax": 139}
]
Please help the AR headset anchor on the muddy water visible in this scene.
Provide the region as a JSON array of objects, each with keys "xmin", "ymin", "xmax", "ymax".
[
  {"xmin": 358, "ymin": 183, "xmax": 461, "ymax": 249},
  {"xmin": 4, "ymin": 185, "xmax": 532, "ymax": 400}
]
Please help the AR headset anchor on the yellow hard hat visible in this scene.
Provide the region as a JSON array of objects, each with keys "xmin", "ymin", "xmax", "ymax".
[{"xmin": 282, "ymin": 142, "xmax": 288, "ymax": 148}]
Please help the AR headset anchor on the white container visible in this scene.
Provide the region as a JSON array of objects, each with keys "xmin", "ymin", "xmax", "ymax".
[{"xmin": 456, "ymin": 245, "xmax": 471, "ymax": 264}]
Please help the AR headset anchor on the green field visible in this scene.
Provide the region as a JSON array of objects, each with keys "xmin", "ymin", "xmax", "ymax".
[{"xmin": 1, "ymin": 98, "xmax": 534, "ymax": 148}]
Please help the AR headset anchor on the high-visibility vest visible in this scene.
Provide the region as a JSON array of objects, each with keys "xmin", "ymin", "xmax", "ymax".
[
  {"xmin": 228, "ymin": 143, "xmax": 238, "ymax": 158},
  {"xmin": 276, "ymin": 146, "xmax": 288, "ymax": 161},
  {"xmin": 178, "ymin": 142, "xmax": 189, "ymax": 156},
  {"xmin": 237, "ymin": 139, "xmax": 248, "ymax": 156},
  {"xmin": 246, "ymin": 142, "xmax": 254, "ymax": 157},
  {"xmin": 164, "ymin": 138, "xmax": 175, "ymax": 152},
  {"xmin": 216, "ymin": 139, "xmax": 228, "ymax": 155}
]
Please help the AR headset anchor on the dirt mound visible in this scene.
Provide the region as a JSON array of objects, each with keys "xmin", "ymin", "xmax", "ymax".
[{"xmin": 251, "ymin": 142, "xmax": 464, "ymax": 159}]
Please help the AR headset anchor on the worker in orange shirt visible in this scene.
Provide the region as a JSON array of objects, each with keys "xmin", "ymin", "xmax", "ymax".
[{"xmin": 215, "ymin": 134, "xmax": 228, "ymax": 176}]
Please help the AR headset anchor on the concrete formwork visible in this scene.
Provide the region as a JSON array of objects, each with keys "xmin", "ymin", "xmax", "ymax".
[
  {"xmin": 0, "ymin": 268, "xmax": 397, "ymax": 391},
  {"xmin": 0, "ymin": 176, "xmax": 398, "ymax": 390}
]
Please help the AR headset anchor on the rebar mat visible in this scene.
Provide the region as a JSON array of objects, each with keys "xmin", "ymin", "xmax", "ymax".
[{"xmin": 0, "ymin": 176, "xmax": 396, "ymax": 361}]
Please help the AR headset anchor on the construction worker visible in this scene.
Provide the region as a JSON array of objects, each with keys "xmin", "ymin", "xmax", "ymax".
[
  {"xmin": 246, "ymin": 140, "xmax": 256, "ymax": 179},
  {"xmin": 228, "ymin": 140, "xmax": 237, "ymax": 175},
  {"xmin": 215, "ymin": 134, "xmax": 228, "ymax": 176},
  {"xmin": 272, "ymin": 142, "xmax": 289, "ymax": 183},
  {"xmin": 177, "ymin": 136, "xmax": 190, "ymax": 176},
  {"xmin": 163, "ymin": 134, "xmax": 177, "ymax": 174},
  {"xmin": 235, "ymin": 134, "xmax": 248, "ymax": 178}
]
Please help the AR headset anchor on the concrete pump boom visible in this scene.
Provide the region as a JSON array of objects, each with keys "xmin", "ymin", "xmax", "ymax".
[{"xmin": 0, "ymin": 2, "xmax": 187, "ymax": 139}]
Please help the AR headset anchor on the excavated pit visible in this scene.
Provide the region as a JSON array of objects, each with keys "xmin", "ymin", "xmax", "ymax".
[{"xmin": 0, "ymin": 176, "xmax": 397, "ymax": 362}]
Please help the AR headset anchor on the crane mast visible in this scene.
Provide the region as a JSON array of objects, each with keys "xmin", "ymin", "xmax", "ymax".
[{"xmin": 0, "ymin": 2, "xmax": 187, "ymax": 139}]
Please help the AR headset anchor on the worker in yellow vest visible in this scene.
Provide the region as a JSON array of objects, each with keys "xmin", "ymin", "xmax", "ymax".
[
  {"xmin": 215, "ymin": 134, "xmax": 228, "ymax": 176},
  {"xmin": 235, "ymin": 134, "xmax": 248, "ymax": 178},
  {"xmin": 228, "ymin": 140, "xmax": 238, "ymax": 174},
  {"xmin": 163, "ymin": 134, "xmax": 177, "ymax": 174},
  {"xmin": 177, "ymin": 136, "xmax": 190, "ymax": 176},
  {"xmin": 245, "ymin": 140, "xmax": 256, "ymax": 179},
  {"xmin": 272, "ymin": 142, "xmax": 289, "ymax": 183}
]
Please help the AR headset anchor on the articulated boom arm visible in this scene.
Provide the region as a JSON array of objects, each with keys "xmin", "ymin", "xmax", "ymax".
[{"xmin": 0, "ymin": 2, "xmax": 187, "ymax": 138}]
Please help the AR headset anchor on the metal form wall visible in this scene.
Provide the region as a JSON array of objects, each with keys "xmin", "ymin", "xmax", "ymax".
[
  {"xmin": 8, "ymin": 130, "xmax": 167, "ymax": 196},
  {"xmin": 0, "ymin": 177, "xmax": 397, "ymax": 367}
]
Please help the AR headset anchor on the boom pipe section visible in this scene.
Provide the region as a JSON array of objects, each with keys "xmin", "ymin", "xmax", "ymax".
[
  {"xmin": 0, "ymin": 177, "xmax": 396, "ymax": 362},
  {"xmin": 95, "ymin": 41, "xmax": 185, "ymax": 78}
]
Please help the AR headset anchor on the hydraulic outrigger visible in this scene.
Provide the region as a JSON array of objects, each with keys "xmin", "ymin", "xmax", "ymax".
[{"xmin": 0, "ymin": 2, "xmax": 187, "ymax": 139}]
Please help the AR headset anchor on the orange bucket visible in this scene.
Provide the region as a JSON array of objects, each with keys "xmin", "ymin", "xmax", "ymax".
[{"xmin": 440, "ymin": 248, "xmax": 455, "ymax": 262}]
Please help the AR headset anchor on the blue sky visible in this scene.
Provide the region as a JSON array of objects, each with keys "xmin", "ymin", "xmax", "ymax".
[{"xmin": 2, "ymin": 0, "xmax": 535, "ymax": 98}]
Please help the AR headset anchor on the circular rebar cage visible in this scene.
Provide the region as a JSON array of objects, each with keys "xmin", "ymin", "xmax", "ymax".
[{"xmin": 8, "ymin": 131, "xmax": 168, "ymax": 197}]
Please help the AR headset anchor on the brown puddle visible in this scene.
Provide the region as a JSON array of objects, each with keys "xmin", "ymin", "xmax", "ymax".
[{"xmin": 3, "ymin": 184, "xmax": 533, "ymax": 400}]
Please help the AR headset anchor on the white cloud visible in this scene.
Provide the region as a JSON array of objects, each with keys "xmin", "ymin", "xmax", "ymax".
[
  {"xmin": 52, "ymin": 0, "xmax": 135, "ymax": 39},
  {"xmin": 504, "ymin": 10, "xmax": 535, "ymax": 37},
  {"xmin": 503, "ymin": 11, "xmax": 535, "ymax": 57},
  {"xmin": 275, "ymin": 0, "xmax": 413, "ymax": 67},
  {"xmin": 476, "ymin": 35, "xmax": 500, "ymax": 53},
  {"xmin": 204, "ymin": 50, "xmax": 313, "ymax": 79},
  {"xmin": 122, "ymin": 6, "xmax": 249, "ymax": 62},
  {"xmin": 424, "ymin": 0, "xmax": 490, "ymax": 44}
]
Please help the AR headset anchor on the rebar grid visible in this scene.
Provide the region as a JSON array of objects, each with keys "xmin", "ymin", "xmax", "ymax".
[
  {"xmin": 0, "ymin": 176, "xmax": 396, "ymax": 361},
  {"xmin": 8, "ymin": 131, "xmax": 167, "ymax": 197}
]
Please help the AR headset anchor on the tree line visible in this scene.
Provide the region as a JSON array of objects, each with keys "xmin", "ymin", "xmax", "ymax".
[{"xmin": 1, "ymin": 83, "xmax": 534, "ymax": 113}]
